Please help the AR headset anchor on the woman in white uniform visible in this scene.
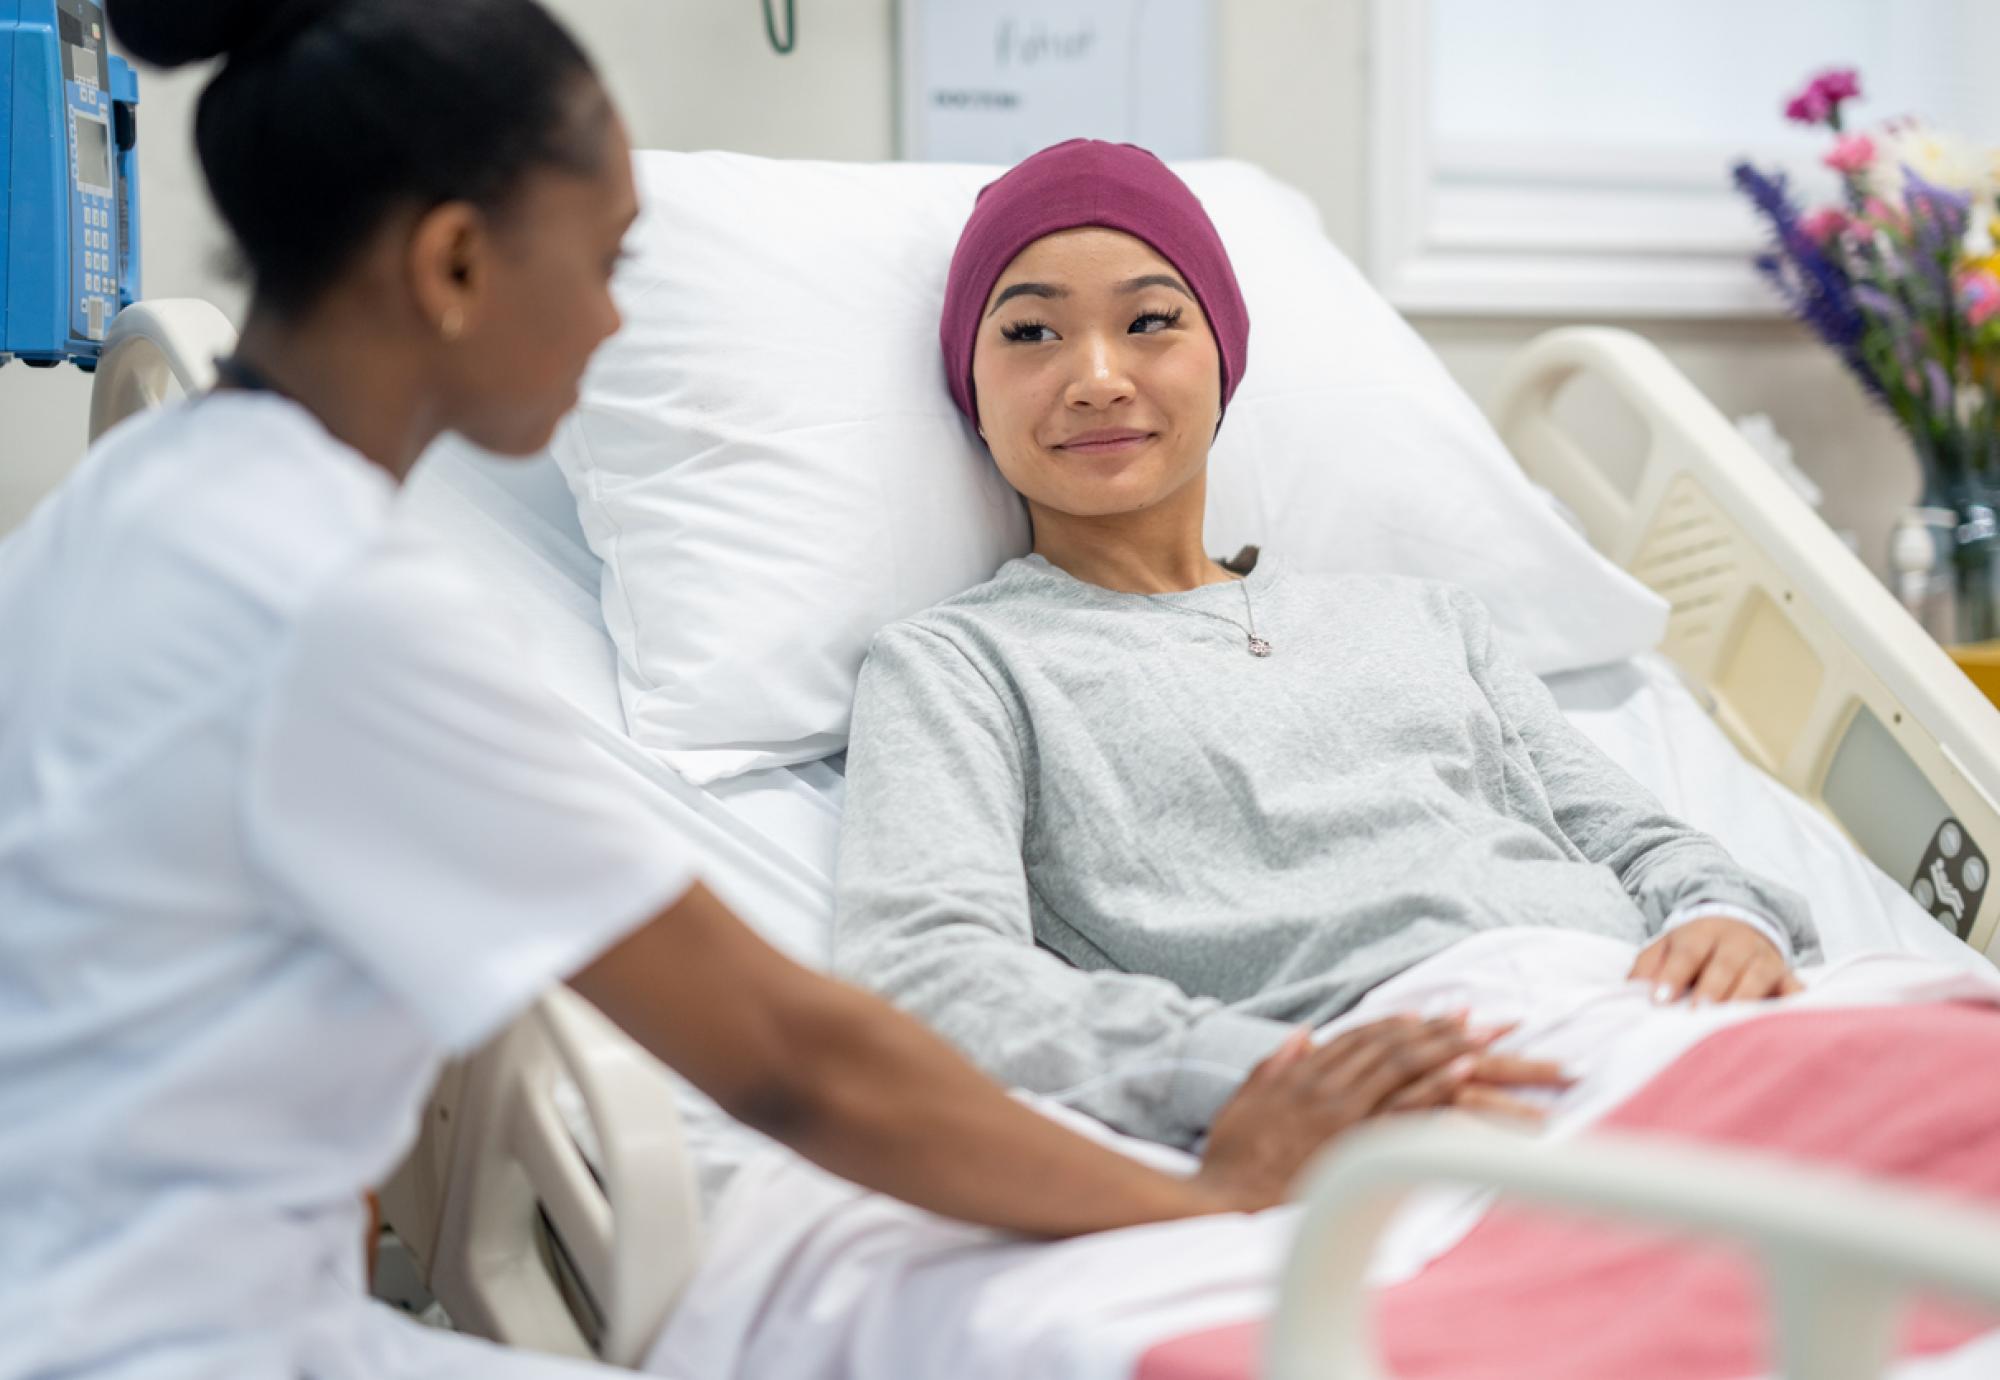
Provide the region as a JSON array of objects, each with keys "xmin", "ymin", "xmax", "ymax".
[{"xmin": 0, "ymin": 2, "xmax": 1555, "ymax": 1375}]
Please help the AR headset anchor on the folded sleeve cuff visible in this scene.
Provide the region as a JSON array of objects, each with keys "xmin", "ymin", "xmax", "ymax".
[
  {"xmin": 1661, "ymin": 898, "xmax": 1793, "ymax": 962},
  {"xmin": 1166, "ymin": 1009, "xmax": 1297, "ymax": 1140}
]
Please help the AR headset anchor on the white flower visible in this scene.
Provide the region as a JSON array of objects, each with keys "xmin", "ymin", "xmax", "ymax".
[
  {"xmin": 1866, "ymin": 122, "xmax": 1993, "ymax": 201},
  {"xmin": 1967, "ymin": 214, "xmax": 1997, "ymax": 260},
  {"xmin": 1959, "ymin": 381, "xmax": 1988, "ymax": 431}
]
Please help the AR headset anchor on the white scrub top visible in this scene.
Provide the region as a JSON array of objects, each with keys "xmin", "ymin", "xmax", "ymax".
[{"xmin": 0, "ymin": 394, "xmax": 695, "ymax": 1378}]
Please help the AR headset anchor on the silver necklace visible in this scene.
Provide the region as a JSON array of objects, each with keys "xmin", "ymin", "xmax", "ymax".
[{"xmin": 1154, "ymin": 578, "xmax": 1273, "ymax": 657}]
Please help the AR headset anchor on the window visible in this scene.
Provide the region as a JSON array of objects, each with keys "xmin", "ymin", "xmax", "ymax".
[{"xmin": 1369, "ymin": 0, "xmax": 2000, "ymax": 316}]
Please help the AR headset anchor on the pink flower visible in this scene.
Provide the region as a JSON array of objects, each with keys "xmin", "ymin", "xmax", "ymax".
[
  {"xmin": 1799, "ymin": 206, "xmax": 1850, "ymax": 243},
  {"xmin": 1862, "ymin": 196, "xmax": 1907, "ymax": 233},
  {"xmin": 1784, "ymin": 67, "xmax": 1862, "ymax": 127},
  {"xmin": 1961, "ymin": 269, "xmax": 2000, "ymax": 327},
  {"xmin": 1823, "ymin": 134, "xmax": 1876, "ymax": 175}
]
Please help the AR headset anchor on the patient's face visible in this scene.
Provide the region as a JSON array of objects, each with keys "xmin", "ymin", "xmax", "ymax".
[{"xmin": 972, "ymin": 228, "xmax": 1222, "ymax": 520}]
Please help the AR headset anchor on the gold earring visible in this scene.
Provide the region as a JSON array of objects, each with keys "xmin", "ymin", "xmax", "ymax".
[{"xmin": 440, "ymin": 306, "xmax": 465, "ymax": 342}]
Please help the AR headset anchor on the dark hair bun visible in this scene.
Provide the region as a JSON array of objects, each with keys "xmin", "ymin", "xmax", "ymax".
[
  {"xmin": 138, "ymin": 0, "xmax": 600, "ymax": 317},
  {"xmin": 107, "ymin": 0, "xmax": 335, "ymax": 68}
]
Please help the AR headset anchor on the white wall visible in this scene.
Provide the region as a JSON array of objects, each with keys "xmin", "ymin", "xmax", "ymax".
[{"xmin": 3, "ymin": 0, "xmax": 1919, "ymax": 572}]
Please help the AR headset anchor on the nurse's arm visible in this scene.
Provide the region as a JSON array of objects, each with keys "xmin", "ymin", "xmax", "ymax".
[{"xmin": 570, "ymin": 882, "xmax": 1487, "ymax": 1237}]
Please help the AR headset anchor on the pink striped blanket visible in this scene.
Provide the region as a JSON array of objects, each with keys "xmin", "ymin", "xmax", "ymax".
[{"xmin": 1140, "ymin": 1002, "xmax": 2000, "ymax": 1380}]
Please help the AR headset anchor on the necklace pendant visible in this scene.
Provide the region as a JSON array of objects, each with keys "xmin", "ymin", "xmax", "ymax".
[{"xmin": 1247, "ymin": 635, "xmax": 1274, "ymax": 658}]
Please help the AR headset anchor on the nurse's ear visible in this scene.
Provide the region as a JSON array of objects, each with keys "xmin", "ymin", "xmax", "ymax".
[{"xmin": 405, "ymin": 200, "xmax": 488, "ymax": 346}]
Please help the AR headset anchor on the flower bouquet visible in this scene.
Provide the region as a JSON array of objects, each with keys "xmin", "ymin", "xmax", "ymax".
[{"xmin": 1732, "ymin": 68, "xmax": 2000, "ymax": 642}]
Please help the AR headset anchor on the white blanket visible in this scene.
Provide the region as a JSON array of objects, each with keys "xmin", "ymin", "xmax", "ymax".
[{"xmin": 643, "ymin": 934, "xmax": 2000, "ymax": 1379}]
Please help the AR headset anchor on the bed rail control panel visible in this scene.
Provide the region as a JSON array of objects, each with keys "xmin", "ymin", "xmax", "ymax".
[
  {"xmin": 1, "ymin": 0, "xmax": 142, "ymax": 370},
  {"xmin": 1822, "ymin": 704, "xmax": 1991, "ymax": 943},
  {"xmin": 1914, "ymin": 819, "xmax": 1987, "ymax": 940}
]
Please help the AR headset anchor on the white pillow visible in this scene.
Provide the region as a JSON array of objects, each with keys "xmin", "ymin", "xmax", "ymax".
[{"xmin": 553, "ymin": 152, "xmax": 1666, "ymax": 785}]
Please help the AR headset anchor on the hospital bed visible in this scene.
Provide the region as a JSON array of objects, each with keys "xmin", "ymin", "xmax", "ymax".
[{"xmin": 89, "ymin": 243, "xmax": 2000, "ymax": 1376}]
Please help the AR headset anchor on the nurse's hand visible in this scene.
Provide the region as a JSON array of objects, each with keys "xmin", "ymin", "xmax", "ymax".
[
  {"xmin": 1195, "ymin": 1016, "xmax": 1566, "ymax": 1211},
  {"xmin": 1628, "ymin": 916, "xmax": 1803, "ymax": 1006},
  {"xmin": 1444, "ymin": 1029, "xmax": 1575, "ymax": 1124}
]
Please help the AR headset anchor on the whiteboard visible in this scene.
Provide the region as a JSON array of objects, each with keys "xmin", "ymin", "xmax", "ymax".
[{"xmin": 897, "ymin": 0, "xmax": 1215, "ymax": 164}]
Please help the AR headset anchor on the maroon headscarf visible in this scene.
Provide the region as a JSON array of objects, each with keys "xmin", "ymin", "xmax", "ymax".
[{"xmin": 938, "ymin": 139, "xmax": 1251, "ymax": 427}]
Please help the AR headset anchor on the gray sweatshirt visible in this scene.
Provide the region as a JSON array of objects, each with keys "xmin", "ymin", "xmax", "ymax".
[{"xmin": 833, "ymin": 554, "xmax": 1815, "ymax": 1147}]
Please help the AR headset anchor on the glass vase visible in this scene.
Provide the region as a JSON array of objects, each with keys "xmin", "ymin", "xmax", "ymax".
[
  {"xmin": 1890, "ymin": 505, "xmax": 1960, "ymax": 643},
  {"xmin": 1952, "ymin": 489, "xmax": 2000, "ymax": 646},
  {"xmin": 1909, "ymin": 417, "xmax": 2000, "ymax": 646}
]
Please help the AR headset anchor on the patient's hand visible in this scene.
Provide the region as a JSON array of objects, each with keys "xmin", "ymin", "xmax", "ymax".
[
  {"xmin": 1195, "ymin": 1016, "xmax": 1565, "ymax": 1210},
  {"xmin": 1628, "ymin": 916, "xmax": 1802, "ymax": 1006}
]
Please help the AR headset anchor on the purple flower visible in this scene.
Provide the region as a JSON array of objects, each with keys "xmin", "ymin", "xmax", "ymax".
[
  {"xmin": 1924, "ymin": 359, "xmax": 1955, "ymax": 420},
  {"xmin": 1903, "ymin": 166, "xmax": 1973, "ymax": 235},
  {"xmin": 1733, "ymin": 161, "xmax": 1883, "ymax": 404},
  {"xmin": 1904, "ymin": 167, "xmax": 1972, "ymax": 315},
  {"xmin": 1852, "ymin": 283, "xmax": 1906, "ymax": 325}
]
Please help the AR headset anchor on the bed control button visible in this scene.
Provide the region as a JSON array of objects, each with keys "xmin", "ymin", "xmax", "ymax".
[{"xmin": 1915, "ymin": 817, "xmax": 1986, "ymax": 939}]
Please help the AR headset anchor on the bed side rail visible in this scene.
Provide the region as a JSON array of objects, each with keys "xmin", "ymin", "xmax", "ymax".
[
  {"xmin": 1494, "ymin": 327, "xmax": 2000, "ymax": 956},
  {"xmin": 1271, "ymin": 1118, "xmax": 2000, "ymax": 1380},
  {"xmin": 425, "ymin": 987, "xmax": 703, "ymax": 1368},
  {"xmin": 85, "ymin": 298, "xmax": 235, "ymax": 440}
]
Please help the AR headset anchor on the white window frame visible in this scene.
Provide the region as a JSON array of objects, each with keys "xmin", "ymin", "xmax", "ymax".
[{"xmin": 1366, "ymin": 0, "xmax": 1789, "ymax": 319}]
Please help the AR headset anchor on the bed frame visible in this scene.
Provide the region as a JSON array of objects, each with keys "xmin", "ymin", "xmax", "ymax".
[
  {"xmin": 91, "ymin": 303, "xmax": 2000, "ymax": 1378},
  {"xmin": 1275, "ymin": 1118, "xmax": 2000, "ymax": 1380},
  {"xmin": 1497, "ymin": 328, "xmax": 2000, "ymax": 955}
]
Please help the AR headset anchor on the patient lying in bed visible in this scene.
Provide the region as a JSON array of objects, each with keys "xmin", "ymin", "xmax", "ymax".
[
  {"xmin": 833, "ymin": 553, "xmax": 1819, "ymax": 1146},
  {"xmin": 830, "ymin": 138, "xmax": 1819, "ymax": 1150}
]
